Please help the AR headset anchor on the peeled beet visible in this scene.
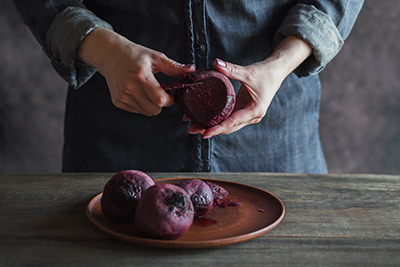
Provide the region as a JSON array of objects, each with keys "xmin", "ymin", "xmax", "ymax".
[
  {"xmin": 172, "ymin": 69, "xmax": 235, "ymax": 129},
  {"xmin": 175, "ymin": 179, "xmax": 214, "ymax": 218},
  {"xmin": 101, "ymin": 170, "xmax": 155, "ymax": 223},
  {"xmin": 135, "ymin": 183, "xmax": 194, "ymax": 240}
]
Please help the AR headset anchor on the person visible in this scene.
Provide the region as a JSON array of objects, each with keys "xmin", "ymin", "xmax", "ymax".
[{"xmin": 12, "ymin": 1, "xmax": 364, "ymax": 173}]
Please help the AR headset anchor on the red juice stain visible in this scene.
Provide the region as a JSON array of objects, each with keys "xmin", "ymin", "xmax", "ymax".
[
  {"xmin": 194, "ymin": 217, "xmax": 217, "ymax": 227},
  {"xmin": 214, "ymin": 198, "xmax": 242, "ymax": 208},
  {"xmin": 248, "ymin": 198, "xmax": 259, "ymax": 205}
]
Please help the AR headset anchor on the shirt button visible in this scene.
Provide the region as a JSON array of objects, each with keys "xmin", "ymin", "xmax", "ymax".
[{"xmin": 195, "ymin": 43, "xmax": 205, "ymax": 53}]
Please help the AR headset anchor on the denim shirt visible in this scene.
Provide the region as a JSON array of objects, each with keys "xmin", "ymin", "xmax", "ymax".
[{"xmin": 13, "ymin": 0, "xmax": 364, "ymax": 173}]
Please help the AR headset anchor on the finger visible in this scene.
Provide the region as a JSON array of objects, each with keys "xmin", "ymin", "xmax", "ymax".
[
  {"xmin": 132, "ymin": 67, "xmax": 175, "ymax": 110},
  {"xmin": 201, "ymin": 107, "xmax": 263, "ymax": 138},
  {"xmin": 153, "ymin": 53, "xmax": 196, "ymax": 77},
  {"xmin": 187, "ymin": 124, "xmax": 206, "ymax": 135},
  {"xmin": 113, "ymin": 95, "xmax": 150, "ymax": 115},
  {"xmin": 188, "ymin": 111, "xmax": 252, "ymax": 138},
  {"xmin": 214, "ymin": 58, "xmax": 249, "ymax": 82},
  {"xmin": 144, "ymin": 54, "xmax": 194, "ymax": 108},
  {"xmin": 182, "ymin": 114, "xmax": 191, "ymax": 122},
  {"xmin": 145, "ymin": 83, "xmax": 175, "ymax": 108},
  {"xmin": 113, "ymin": 80, "xmax": 165, "ymax": 116}
]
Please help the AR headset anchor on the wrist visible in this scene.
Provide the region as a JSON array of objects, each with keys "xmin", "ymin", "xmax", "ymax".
[
  {"xmin": 77, "ymin": 27, "xmax": 119, "ymax": 72},
  {"xmin": 267, "ymin": 36, "xmax": 312, "ymax": 78}
]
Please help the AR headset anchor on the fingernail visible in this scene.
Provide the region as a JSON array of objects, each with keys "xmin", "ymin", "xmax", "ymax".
[
  {"xmin": 202, "ymin": 135, "xmax": 213, "ymax": 139},
  {"xmin": 183, "ymin": 64, "xmax": 196, "ymax": 70},
  {"xmin": 188, "ymin": 130, "xmax": 197, "ymax": 135},
  {"xmin": 216, "ymin": 58, "xmax": 226, "ymax": 68}
]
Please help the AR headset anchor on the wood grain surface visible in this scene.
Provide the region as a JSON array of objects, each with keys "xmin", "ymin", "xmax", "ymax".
[{"xmin": 0, "ymin": 172, "xmax": 399, "ymax": 266}]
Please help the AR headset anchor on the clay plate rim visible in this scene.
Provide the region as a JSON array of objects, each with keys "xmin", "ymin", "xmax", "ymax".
[{"xmin": 86, "ymin": 177, "xmax": 285, "ymax": 249}]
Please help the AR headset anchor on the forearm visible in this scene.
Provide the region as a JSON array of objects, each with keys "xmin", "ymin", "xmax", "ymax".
[
  {"xmin": 77, "ymin": 27, "xmax": 118, "ymax": 73},
  {"xmin": 266, "ymin": 35, "xmax": 312, "ymax": 80},
  {"xmin": 273, "ymin": 2, "xmax": 364, "ymax": 76},
  {"xmin": 13, "ymin": 1, "xmax": 113, "ymax": 88}
]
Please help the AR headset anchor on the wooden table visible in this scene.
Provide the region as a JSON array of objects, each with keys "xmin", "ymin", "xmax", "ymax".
[{"xmin": 1, "ymin": 172, "xmax": 399, "ymax": 266}]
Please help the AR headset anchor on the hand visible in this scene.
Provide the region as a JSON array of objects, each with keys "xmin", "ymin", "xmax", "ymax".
[
  {"xmin": 187, "ymin": 58, "xmax": 286, "ymax": 138},
  {"xmin": 77, "ymin": 27, "xmax": 195, "ymax": 116},
  {"xmin": 187, "ymin": 36, "xmax": 312, "ymax": 138}
]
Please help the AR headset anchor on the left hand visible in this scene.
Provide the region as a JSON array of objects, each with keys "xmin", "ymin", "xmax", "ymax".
[
  {"xmin": 187, "ymin": 57, "xmax": 286, "ymax": 138},
  {"xmin": 187, "ymin": 36, "xmax": 312, "ymax": 139}
]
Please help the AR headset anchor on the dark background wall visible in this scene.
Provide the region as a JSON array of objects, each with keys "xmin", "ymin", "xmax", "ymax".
[{"xmin": 1, "ymin": 1, "xmax": 399, "ymax": 174}]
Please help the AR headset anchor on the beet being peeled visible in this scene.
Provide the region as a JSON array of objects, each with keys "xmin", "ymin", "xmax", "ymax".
[
  {"xmin": 135, "ymin": 183, "xmax": 194, "ymax": 240},
  {"xmin": 164, "ymin": 69, "xmax": 236, "ymax": 129},
  {"xmin": 101, "ymin": 170, "xmax": 155, "ymax": 223}
]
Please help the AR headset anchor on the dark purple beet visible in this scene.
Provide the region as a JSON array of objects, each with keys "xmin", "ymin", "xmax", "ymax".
[
  {"xmin": 169, "ymin": 69, "xmax": 235, "ymax": 129},
  {"xmin": 101, "ymin": 170, "xmax": 154, "ymax": 223},
  {"xmin": 175, "ymin": 179, "xmax": 214, "ymax": 218},
  {"xmin": 135, "ymin": 183, "xmax": 194, "ymax": 240},
  {"xmin": 205, "ymin": 181, "xmax": 229, "ymax": 201}
]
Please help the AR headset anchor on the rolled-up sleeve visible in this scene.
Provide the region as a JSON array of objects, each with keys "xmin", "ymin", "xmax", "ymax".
[
  {"xmin": 12, "ymin": 1, "xmax": 113, "ymax": 89},
  {"xmin": 46, "ymin": 7, "xmax": 113, "ymax": 88},
  {"xmin": 274, "ymin": 1, "xmax": 364, "ymax": 77}
]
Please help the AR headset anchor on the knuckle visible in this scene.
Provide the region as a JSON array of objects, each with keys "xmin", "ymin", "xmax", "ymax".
[
  {"xmin": 147, "ymin": 107, "xmax": 162, "ymax": 116},
  {"xmin": 153, "ymin": 95, "xmax": 167, "ymax": 107},
  {"xmin": 226, "ymin": 116, "xmax": 240, "ymax": 128},
  {"xmin": 250, "ymin": 117, "xmax": 262, "ymax": 124},
  {"xmin": 228, "ymin": 63, "xmax": 239, "ymax": 75},
  {"xmin": 133, "ymin": 68, "xmax": 149, "ymax": 83},
  {"xmin": 155, "ymin": 51, "xmax": 167, "ymax": 60},
  {"xmin": 251, "ymin": 108, "xmax": 266, "ymax": 124},
  {"xmin": 152, "ymin": 51, "xmax": 168, "ymax": 63}
]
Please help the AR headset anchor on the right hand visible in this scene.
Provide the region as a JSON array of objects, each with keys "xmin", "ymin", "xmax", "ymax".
[{"xmin": 77, "ymin": 27, "xmax": 195, "ymax": 116}]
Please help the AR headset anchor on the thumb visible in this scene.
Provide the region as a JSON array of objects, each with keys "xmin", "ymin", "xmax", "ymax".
[
  {"xmin": 153, "ymin": 54, "xmax": 196, "ymax": 77},
  {"xmin": 214, "ymin": 58, "xmax": 246, "ymax": 81}
]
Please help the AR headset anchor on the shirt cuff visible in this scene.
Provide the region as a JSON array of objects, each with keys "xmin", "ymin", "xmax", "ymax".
[
  {"xmin": 45, "ymin": 7, "xmax": 113, "ymax": 89},
  {"xmin": 273, "ymin": 4, "xmax": 344, "ymax": 77}
]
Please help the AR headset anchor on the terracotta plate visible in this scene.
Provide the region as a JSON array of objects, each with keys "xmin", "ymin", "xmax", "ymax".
[{"xmin": 86, "ymin": 178, "xmax": 285, "ymax": 249}]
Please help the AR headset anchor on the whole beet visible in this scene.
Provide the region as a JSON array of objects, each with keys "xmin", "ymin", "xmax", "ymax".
[
  {"xmin": 135, "ymin": 183, "xmax": 194, "ymax": 240},
  {"xmin": 101, "ymin": 170, "xmax": 155, "ymax": 223},
  {"xmin": 173, "ymin": 69, "xmax": 235, "ymax": 128},
  {"xmin": 175, "ymin": 179, "xmax": 213, "ymax": 218},
  {"xmin": 206, "ymin": 181, "xmax": 229, "ymax": 201}
]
